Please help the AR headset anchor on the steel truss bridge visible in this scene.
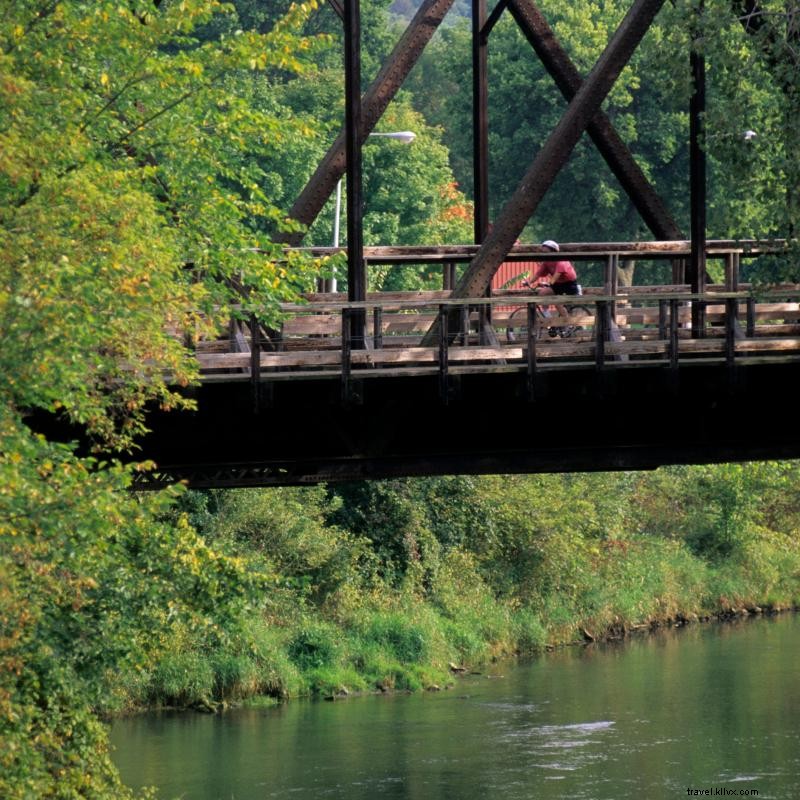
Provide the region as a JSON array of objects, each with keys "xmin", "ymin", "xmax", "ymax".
[{"xmin": 130, "ymin": 240, "xmax": 800, "ymax": 489}]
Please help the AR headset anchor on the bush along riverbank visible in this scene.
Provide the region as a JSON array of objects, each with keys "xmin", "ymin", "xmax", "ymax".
[{"xmin": 112, "ymin": 465, "xmax": 800, "ymax": 711}]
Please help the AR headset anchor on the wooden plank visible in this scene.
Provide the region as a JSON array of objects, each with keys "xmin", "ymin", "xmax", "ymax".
[
  {"xmin": 735, "ymin": 337, "xmax": 800, "ymax": 352},
  {"xmin": 289, "ymin": 239, "xmax": 787, "ymax": 260},
  {"xmin": 198, "ymin": 352, "xmax": 341, "ymax": 369}
]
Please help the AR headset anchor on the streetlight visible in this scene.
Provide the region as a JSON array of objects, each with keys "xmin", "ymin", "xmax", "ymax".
[{"xmin": 327, "ymin": 130, "xmax": 416, "ymax": 292}]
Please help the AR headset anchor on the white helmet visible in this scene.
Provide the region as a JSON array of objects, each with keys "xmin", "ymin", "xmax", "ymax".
[{"xmin": 541, "ymin": 239, "xmax": 560, "ymax": 252}]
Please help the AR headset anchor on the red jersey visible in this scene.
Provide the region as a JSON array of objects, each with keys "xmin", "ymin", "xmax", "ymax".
[{"xmin": 532, "ymin": 260, "xmax": 577, "ymax": 285}]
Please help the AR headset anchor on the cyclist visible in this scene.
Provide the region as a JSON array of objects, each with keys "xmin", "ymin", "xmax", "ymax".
[
  {"xmin": 522, "ymin": 240, "xmax": 580, "ymax": 297},
  {"xmin": 521, "ymin": 240, "xmax": 582, "ymax": 337}
]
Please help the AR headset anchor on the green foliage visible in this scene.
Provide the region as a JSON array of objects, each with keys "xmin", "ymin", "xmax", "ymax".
[
  {"xmin": 0, "ymin": 409, "xmax": 267, "ymax": 797},
  {"xmin": 113, "ymin": 460, "xmax": 800, "ymax": 717},
  {"xmin": 362, "ymin": 612, "xmax": 429, "ymax": 663},
  {"xmin": 3, "ymin": 4, "xmax": 800, "ymax": 796},
  {"xmin": 0, "ymin": 3, "xmax": 328, "ymax": 795},
  {"xmin": 0, "ymin": 1, "xmax": 326, "ymax": 446},
  {"xmin": 287, "ymin": 621, "xmax": 342, "ymax": 671},
  {"xmin": 327, "ymin": 480, "xmax": 430, "ymax": 584},
  {"xmin": 514, "ymin": 610, "xmax": 548, "ymax": 654}
]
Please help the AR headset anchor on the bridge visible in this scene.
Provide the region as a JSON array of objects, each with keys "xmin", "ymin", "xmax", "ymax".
[
  {"xmin": 119, "ymin": 0, "xmax": 799, "ymax": 488},
  {"xmin": 129, "ymin": 239, "xmax": 800, "ymax": 489}
]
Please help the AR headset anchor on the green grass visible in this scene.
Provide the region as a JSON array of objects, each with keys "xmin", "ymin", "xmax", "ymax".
[{"xmin": 121, "ymin": 528, "xmax": 800, "ymax": 710}]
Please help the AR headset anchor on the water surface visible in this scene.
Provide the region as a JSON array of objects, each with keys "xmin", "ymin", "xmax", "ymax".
[{"xmin": 112, "ymin": 614, "xmax": 799, "ymax": 799}]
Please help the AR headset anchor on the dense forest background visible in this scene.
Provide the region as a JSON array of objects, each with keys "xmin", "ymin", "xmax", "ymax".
[{"xmin": 2, "ymin": 1, "xmax": 799, "ymax": 798}]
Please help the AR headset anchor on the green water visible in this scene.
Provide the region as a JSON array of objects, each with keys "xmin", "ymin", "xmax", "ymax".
[{"xmin": 111, "ymin": 614, "xmax": 799, "ymax": 799}]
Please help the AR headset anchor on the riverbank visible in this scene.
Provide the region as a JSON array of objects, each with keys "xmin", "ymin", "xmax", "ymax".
[
  {"xmin": 115, "ymin": 604, "xmax": 800, "ymax": 714},
  {"xmin": 111, "ymin": 470, "xmax": 800, "ymax": 714},
  {"xmin": 110, "ymin": 613, "xmax": 800, "ymax": 800}
]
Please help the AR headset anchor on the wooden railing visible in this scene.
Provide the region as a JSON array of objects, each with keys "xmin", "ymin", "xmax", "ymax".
[
  {"xmin": 192, "ymin": 241, "xmax": 797, "ymax": 399},
  {"xmin": 195, "ymin": 286, "xmax": 800, "ymax": 402}
]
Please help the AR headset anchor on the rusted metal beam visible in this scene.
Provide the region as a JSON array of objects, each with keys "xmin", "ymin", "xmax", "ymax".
[
  {"xmin": 449, "ymin": 0, "xmax": 667, "ymax": 304},
  {"xmin": 689, "ymin": 5, "xmax": 707, "ymax": 336},
  {"xmin": 327, "ymin": 0, "xmax": 344, "ymax": 21},
  {"xmin": 507, "ymin": 0, "xmax": 682, "ymax": 240},
  {"xmin": 473, "ymin": 0, "xmax": 489, "ymax": 244},
  {"xmin": 344, "ymin": 0, "xmax": 366, "ymax": 347},
  {"xmin": 279, "ymin": 0, "xmax": 455, "ymax": 245}
]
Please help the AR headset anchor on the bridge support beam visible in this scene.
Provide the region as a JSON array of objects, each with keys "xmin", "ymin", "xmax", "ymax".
[
  {"xmin": 473, "ymin": 0, "xmax": 489, "ymax": 244},
  {"xmin": 344, "ymin": 0, "xmax": 366, "ymax": 346},
  {"xmin": 689, "ymin": 3, "xmax": 707, "ymax": 337},
  {"xmin": 507, "ymin": 0, "xmax": 682, "ymax": 240},
  {"xmin": 450, "ymin": 0, "xmax": 666, "ymax": 301},
  {"xmin": 280, "ymin": 0, "xmax": 455, "ymax": 245}
]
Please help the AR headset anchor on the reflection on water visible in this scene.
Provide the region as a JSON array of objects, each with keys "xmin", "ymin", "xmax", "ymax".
[{"xmin": 111, "ymin": 614, "xmax": 800, "ymax": 800}]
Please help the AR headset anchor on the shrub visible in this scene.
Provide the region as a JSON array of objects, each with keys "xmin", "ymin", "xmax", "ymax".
[
  {"xmin": 287, "ymin": 622, "xmax": 340, "ymax": 671},
  {"xmin": 514, "ymin": 610, "xmax": 547, "ymax": 653},
  {"xmin": 364, "ymin": 612, "xmax": 429, "ymax": 663},
  {"xmin": 147, "ymin": 652, "xmax": 215, "ymax": 707}
]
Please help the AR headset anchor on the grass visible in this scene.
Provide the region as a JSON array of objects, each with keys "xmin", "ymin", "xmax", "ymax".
[{"xmin": 120, "ymin": 531, "xmax": 800, "ymax": 711}]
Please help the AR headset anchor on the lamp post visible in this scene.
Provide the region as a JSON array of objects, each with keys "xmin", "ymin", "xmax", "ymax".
[{"xmin": 327, "ymin": 131, "xmax": 416, "ymax": 293}]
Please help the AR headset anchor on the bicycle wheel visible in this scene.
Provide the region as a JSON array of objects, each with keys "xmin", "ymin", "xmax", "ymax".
[{"xmin": 506, "ymin": 306, "xmax": 547, "ymax": 341}]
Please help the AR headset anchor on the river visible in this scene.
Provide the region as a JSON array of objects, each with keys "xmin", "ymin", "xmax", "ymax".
[{"xmin": 111, "ymin": 613, "xmax": 799, "ymax": 799}]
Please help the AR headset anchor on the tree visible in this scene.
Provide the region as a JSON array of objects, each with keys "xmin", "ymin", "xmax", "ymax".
[{"xmin": 0, "ymin": 2, "xmax": 325, "ymax": 795}]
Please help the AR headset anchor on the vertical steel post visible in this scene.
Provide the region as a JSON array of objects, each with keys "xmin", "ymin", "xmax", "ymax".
[
  {"xmin": 473, "ymin": 0, "xmax": 491, "ymax": 329},
  {"xmin": 345, "ymin": 0, "xmax": 366, "ymax": 349},
  {"xmin": 473, "ymin": 0, "xmax": 489, "ymax": 244},
  {"xmin": 689, "ymin": 2, "xmax": 707, "ymax": 338}
]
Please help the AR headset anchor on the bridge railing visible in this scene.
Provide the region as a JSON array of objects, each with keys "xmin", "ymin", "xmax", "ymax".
[
  {"xmin": 191, "ymin": 239, "xmax": 797, "ymax": 395},
  {"xmin": 194, "ymin": 284, "xmax": 800, "ymax": 402},
  {"xmin": 289, "ymin": 238, "xmax": 788, "ymax": 294}
]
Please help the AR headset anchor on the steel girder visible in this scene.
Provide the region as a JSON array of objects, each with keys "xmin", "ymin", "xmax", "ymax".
[
  {"xmin": 507, "ymin": 0, "xmax": 682, "ymax": 240},
  {"xmin": 279, "ymin": 0, "xmax": 455, "ymax": 246}
]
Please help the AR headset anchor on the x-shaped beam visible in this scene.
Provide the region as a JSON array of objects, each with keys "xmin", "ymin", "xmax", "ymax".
[
  {"xmin": 506, "ymin": 0, "xmax": 682, "ymax": 240},
  {"xmin": 451, "ymin": 0, "xmax": 669, "ymax": 301},
  {"xmin": 278, "ymin": 0, "xmax": 456, "ymax": 245}
]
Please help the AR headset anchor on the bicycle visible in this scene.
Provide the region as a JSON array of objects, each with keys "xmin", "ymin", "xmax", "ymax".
[{"xmin": 505, "ymin": 283, "xmax": 592, "ymax": 342}]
